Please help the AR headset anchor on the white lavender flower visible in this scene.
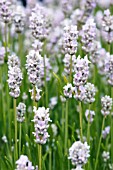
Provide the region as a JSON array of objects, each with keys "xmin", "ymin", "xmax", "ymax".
[
  {"xmin": 102, "ymin": 151, "xmax": 110, "ymax": 162},
  {"xmin": 13, "ymin": 14, "xmax": 25, "ymax": 33},
  {"xmin": 0, "ymin": 46, "xmax": 5, "ymax": 65},
  {"xmin": 2, "ymin": 135, "xmax": 8, "ymax": 143},
  {"xmin": 60, "ymin": 95, "xmax": 66, "ymax": 103},
  {"xmin": 105, "ymin": 53, "xmax": 113, "ymax": 85},
  {"xmin": 81, "ymin": 18, "xmax": 96, "ymax": 53},
  {"xmin": 7, "ymin": 54, "xmax": 22, "ymax": 98},
  {"xmin": 32, "ymin": 106, "xmax": 52, "ymax": 145},
  {"xmin": 32, "ymin": 40, "xmax": 43, "ymax": 52},
  {"xmin": 101, "ymin": 95, "xmax": 112, "ymax": 116},
  {"xmin": 63, "ymin": 83, "xmax": 73, "ymax": 98},
  {"xmin": 73, "ymin": 56, "xmax": 90, "ymax": 87},
  {"xmin": 16, "ymin": 102, "xmax": 26, "ymax": 123},
  {"xmin": 85, "ymin": 109, "xmax": 95, "ymax": 123},
  {"xmin": 61, "ymin": 0, "xmax": 73, "ymax": 16},
  {"xmin": 102, "ymin": 9, "xmax": 113, "ymax": 32},
  {"xmin": 62, "ymin": 25, "xmax": 78, "ymax": 55},
  {"xmin": 84, "ymin": 83, "xmax": 96, "ymax": 104},
  {"xmin": 26, "ymin": 50, "xmax": 42, "ymax": 85},
  {"xmin": 102, "ymin": 126, "xmax": 110, "ymax": 139},
  {"xmin": 29, "ymin": 4, "xmax": 50, "ymax": 40},
  {"xmin": 0, "ymin": 0, "xmax": 13, "ymax": 23},
  {"xmin": 68, "ymin": 141, "xmax": 90, "ymax": 169},
  {"xmin": 73, "ymin": 86, "xmax": 86, "ymax": 101},
  {"xmin": 16, "ymin": 155, "xmax": 34, "ymax": 170},
  {"xmin": 29, "ymin": 86, "xmax": 42, "ymax": 102},
  {"xmin": 22, "ymin": 92, "xmax": 28, "ymax": 101},
  {"xmin": 51, "ymin": 124, "xmax": 58, "ymax": 137},
  {"xmin": 49, "ymin": 97, "xmax": 58, "ymax": 109}
]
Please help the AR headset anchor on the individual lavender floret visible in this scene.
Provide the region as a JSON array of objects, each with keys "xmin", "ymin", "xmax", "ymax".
[
  {"xmin": 85, "ymin": 109, "xmax": 95, "ymax": 123},
  {"xmin": 68, "ymin": 141, "xmax": 90, "ymax": 169},
  {"xmin": 81, "ymin": 18, "xmax": 96, "ymax": 53},
  {"xmin": 7, "ymin": 54, "xmax": 22, "ymax": 98},
  {"xmin": 49, "ymin": 97, "xmax": 58, "ymax": 109},
  {"xmin": 13, "ymin": 14, "xmax": 25, "ymax": 33},
  {"xmin": 73, "ymin": 56, "xmax": 90, "ymax": 87},
  {"xmin": 29, "ymin": 86, "xmax": 42, "ymax": 102},
  {"xmin": 0, "ymin": 0, "xmax": 13, "ymax": 24},
  {"xmin": 16, "ymin": 155, "xmax": 35, "ymax": 170},
  {"xmin": 2, "ymin": 135, "xmax": 8, "ymax": 143},
  {"xmin": 32, "ymin": 40, "xmax": 43, "ymax": 52},
  {"xmin": 102, "ymin": 151, "xmax": 110, "ymax": 162},
  {"xmin": 22, "ymin": 92, "xmax": 28, "ymax": 101},
  {"xmin": 102, "ymin": 9, "xmax": 113, "ymax": 33},
  {"xmin": 16, "ymin": 102, "xmax": 26, "ymax": 123},
  {"xmin": 63, "ymin": 83, "xmax": 73, "ymax": 98},
  {"xmin": 61, "ymin": 0, "xmax": 73, "ymax": 16},
  {"xmin": 101, "ymin": 95, "xmax": 112, "ymax": 116},
  {"xmin": 26, "ymin": 50, "xmax": 43, "ymax": 85},
  {"xmin": 0, "ymin": 46, "xmax": 5, "ymax": 65},
  {"xmin": 29, "ymin": 4, "xmax": 50, "ymax": 40},
  {"xmin": 63, "ymin": 25, "xmax": 78, "ymax": 55},
  {"xmin": 105, "ymin": 53, "xmax": 113, "ymax": 85},
  {"xmin": 60, "ymin": 95, "xmax": 66, "ymax": 102},
  {"xmin": 84, "ymin": 82, "xmax": 96, "ymax": 104},
  {"xmin": 70, "ymin": 9, "xmax": 83, "ymax": 25},
  {"xmin": 32, "ymin": 106, "xmax": 52, "ymax": 144},
  {"xmin": 102, "ymin": 126, "xmax": 110, "ymax": 139},
  {"xmin": 51, "ymin": 124, "xmax": 58, "ymax": 137},
  {"xmin": 73, "ymin": 86, "xmax": 86, "ymax": 101}
]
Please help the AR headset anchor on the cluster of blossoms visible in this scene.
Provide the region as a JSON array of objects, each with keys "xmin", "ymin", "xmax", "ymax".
[
  {"xmin": 80, "ymin": 0, "xmax": 96, "ymax": 23},
  {"xmin": 105, "ymin": 53, "xmax": 113, "ymax": 86},
  {"xmin": 102, "ymin": 126, "xmax": 110, "ymax": 139},
  {"xmin": 85, "ymin": 109, "xmax": 95, "ymax": 123},
  {"xmin": 102, "ymin": 9, "xmax": 113, "ymax": 43},
  {"xmin": 29, "ymin": 86, "xmax": 42, "ymax": 102},
  {"xmin": 32, "ymin": 106, "xmax": 51, "ymax": 144},
  {"xmin": 0, "ymin": 0, "xmax": 13, "ymax": 24},
  {"xmin": 16, "ymin": 155, "xmax": 35, "ymax": 170},
  {"xmin": 101, "ymin": 95, "xmax": 112, "ymax": 116},
  {"xmin": 13, "ymin": 12, "xmax": 25, "ymax": 34},
  {"xmin": 81, "ymin": 18, "xmax": 96, "ymax": 53},
  {"xmin": 62, "ymin": 25, "xmax": 78, "ymax": 55},
  {"xmin": 26, "ymin": 50, "xmax": 43, "ymax": 85},
  {"xmin": 84, "ymin": 82, "xmax": 96, "ymax": 104},
  {"xmin": 16, "ymin": 102, "xmax": 26, "ymax": 123},
  {"xmin": 7, "ymin": 54, "xmax": 23, "ymax": 98},
  {"xmin": 68, "ymin": 141, "xmax": 90, "ymax": 170},
  {"xmin": 73, "ymin": 56, "xmax": 90, "ymax": 87},
  {"xmin": 63, "ymin": 83, "xmax": 73, "ymax": 98},
  {"xmin": 102, "ymin": 151, "xmax": 110, "ymax": 162},
  {"xmin": 0, "ymin": 46, "xmax": 5, "ymax": 65},
  {"xmin": 29, "ymin": 4, "xmax": 50, "ymax": 40}
]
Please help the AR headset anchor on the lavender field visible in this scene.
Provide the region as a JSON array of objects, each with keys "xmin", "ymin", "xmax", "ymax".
[{"xmin": 0, "ymin": 0, "xmax": 113, "ymax": 169}]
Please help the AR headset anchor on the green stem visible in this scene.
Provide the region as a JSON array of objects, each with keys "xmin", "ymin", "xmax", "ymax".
[
  {"xmin": 70, "ymin": 55, "xmax": 72, "ymax": 83},
  {"xmin": 44, "ymin": 56, "xmax": 48, "ymax": 107},
  {"xmin": 39, "ymin": 144, "xmax": 42, "ymax": 170},
  {"xmin": 64, "ymin": 100, "xmax": 68, "ymax": 155},
  {"xmin": 49, "ymin": 149, "xmax": 52, "ymax": 170},
  {"xmin": 79, "ymin": 101, "xmax": 83, "ymax": 142},
  {"xmin": 14, "ymin": 98, "xmax": 18, "ymax": 161},
  {"xmin": 19, "ymin": 123, "xmax": 22, "ymax": 156},
  {"xmin": 87, "ymin": 104, "xmax": 91, "ymax": 144},
  {"xmin": 94, "ymin": 116, "xmax": 106, "ymax": 170},
  {"xmin": 62, "ymin": 103, "xmax": 65, "ymax": 134}
]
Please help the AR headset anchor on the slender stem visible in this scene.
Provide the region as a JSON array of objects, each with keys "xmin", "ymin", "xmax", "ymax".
[
  {"xmin": 14, "ymin": 98, "xmax": 18, "ymax": 161},
  {"xmin": 79, "ymin": 101, "xmax": 83, "ymax": 142},
  {"xmin": 94, "ymin": 116, "xmax": 106, "ymax": 170},
  {"xmin": 64, "ymin": 100, "xmax": 68, "ymax": 155},
  {"xmin": 87, "ymin": 104, "xmax": 91, "ymax": 144},
  {"xmin": 19, "ymin": 123, "xmax": 22, "ymax": 156},
  {"xmin": 44, "ymin": 56, "xmax": 48, "ymax": 107},
  {"xmin": 49, "ymin": 149, "xmax": 52, "ymax": 170},
  {"xmin": 39, "ymin": 144, "xmax": 42, "ymax": 170},
  {"xmin": 5, "ymin": 23, "xmax": 8, "ymax": 61},
  {"xmin": 62, "ymin": 103, "xmax": 65, "ymax": 134}
]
